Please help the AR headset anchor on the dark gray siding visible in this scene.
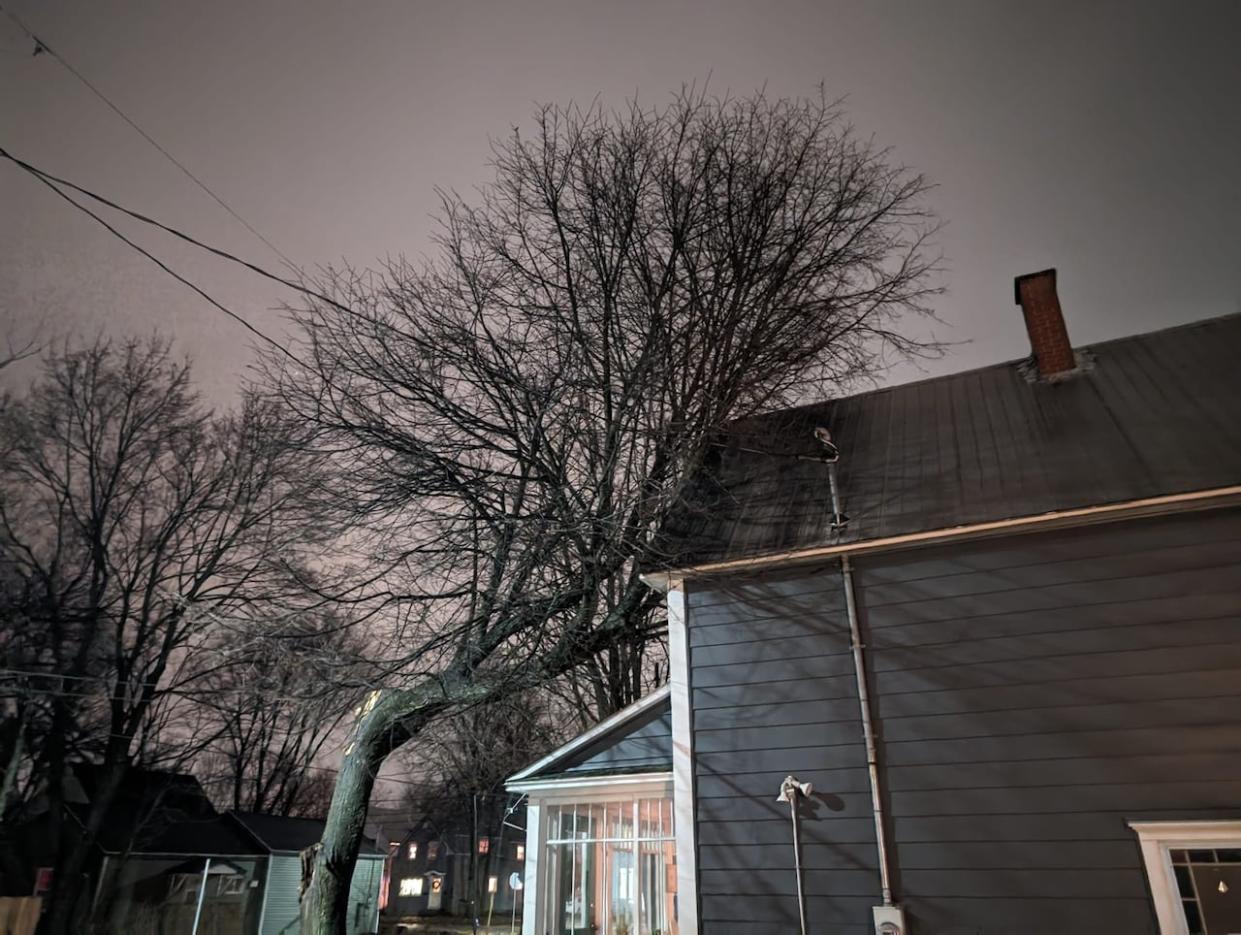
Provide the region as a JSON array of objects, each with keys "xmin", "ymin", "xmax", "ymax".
[
  {"xmin": 688, "ymin": 567, "xmax": 881, "ymax": 933},
  {"xmin": 686, "ymin": 507, "xmax": 1241, "ymax": 934}
]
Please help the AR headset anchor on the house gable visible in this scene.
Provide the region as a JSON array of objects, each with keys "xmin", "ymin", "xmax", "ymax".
[{"xmin": 508, "ymin": 686, "xmax": 672, "ymax": 788}]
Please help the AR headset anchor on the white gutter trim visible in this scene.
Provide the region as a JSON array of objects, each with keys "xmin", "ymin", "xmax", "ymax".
[
  {"xmin": 640, "ymin": 485, "xmax": 1241, "ymax": 589},
  {"xmin": 506, "ymin": 770, "xmax": 672, "ymax": 796},
  {"xmin": 506, "ymin": 684, "xmax": 671, "ymax": 784}
]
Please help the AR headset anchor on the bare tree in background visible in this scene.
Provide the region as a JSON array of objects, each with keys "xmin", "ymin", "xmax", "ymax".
[
  {"xmin": 193, "ymin": 608, "xmax": 366, "ymax": 817},
  {"xmin": 0, "ymin": 337, "xmax": 324, "ymax": 935},
  {"xmin": 268, "ymin": 88, "xmax": 941, "ymax": 933}
]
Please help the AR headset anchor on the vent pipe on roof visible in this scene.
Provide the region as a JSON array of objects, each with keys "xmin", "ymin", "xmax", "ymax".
[
  {"xmin": 814, "ymin": 426, "xmax": 848, "ymax": 531},
  {"xmin": 1014, "ymin": 268, "xmax": 1076, "ymax": 378}
]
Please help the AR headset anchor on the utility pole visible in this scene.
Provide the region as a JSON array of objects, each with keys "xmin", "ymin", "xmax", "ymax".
[{"xmin": 471, "ymin": 791, "xmax": 480, "ymax": 935}]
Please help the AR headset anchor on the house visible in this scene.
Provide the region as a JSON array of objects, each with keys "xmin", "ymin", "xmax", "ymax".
[
  {"xmin": 371, "ymin": 806, "xmax": 528, "ymax": 927},
  {"xmin": 509, "ymin": 270, "xmax": 1241, "ymax": 935},
  {"xmin": 3, "ymin": 765, "xmax": 384, "ymax": 934},
  {"xmin": 231, "ymin": 812, "xmax": 385, "ymax": 935}
]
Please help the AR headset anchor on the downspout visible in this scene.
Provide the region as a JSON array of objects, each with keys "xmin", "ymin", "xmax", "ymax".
[{"xmin": 841, "ymin": 553, "xmax": 895, "ymax": 907}]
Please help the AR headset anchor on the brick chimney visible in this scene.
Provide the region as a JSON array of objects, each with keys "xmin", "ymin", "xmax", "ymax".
[{"xmin": 1014, "ymin": 268, "xmax": 1076, "ymax": 377}]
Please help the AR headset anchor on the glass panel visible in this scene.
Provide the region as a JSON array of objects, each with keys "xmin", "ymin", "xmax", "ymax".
[
  {"xmin": 603, "ymin": 841, "xmax": 636, "ymax": 934},
  {"xmin": 1189, "ymin": 864, "xmax": 1241, "ymax": 935},
  {"xmin": 550, "ymin": 841, "xmax": 598, "ymax": 935},
  {"xmin": 637, "ymin": 840, "xmax": 678, "ymax": 935},
  {"xmin": 544, "ymin": 795, "xmax": 676, "ymax": 935},
  {"xmin": 1183, "ymin": 899, "xmax": 1205, "ymax": 935},
  {"xmin": 1176, "ymin": 865, "xmax": 1196, "ymax": 898}
]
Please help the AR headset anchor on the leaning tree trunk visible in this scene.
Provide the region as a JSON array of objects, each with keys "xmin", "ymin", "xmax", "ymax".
[{"xmin": 299, "ymin": 687, "xmax": 445, "ymax": 934}]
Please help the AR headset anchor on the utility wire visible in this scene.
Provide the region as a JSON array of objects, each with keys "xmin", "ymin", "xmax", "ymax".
[
  {"xmin": 0, "ymin": 146, "xmax": 362, "ymax": 324},
  {"xmin": 0, "ymin": 1, "xmax": 297, "ymax": 269},
  {"xmin": 3, "ymin": 152, "xmax": 304, "ymax": 365}
]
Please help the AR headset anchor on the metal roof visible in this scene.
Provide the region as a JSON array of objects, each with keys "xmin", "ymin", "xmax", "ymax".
[{"xmin": 655, "ymin": 313, "xmax": 1241, "ymax": 570}]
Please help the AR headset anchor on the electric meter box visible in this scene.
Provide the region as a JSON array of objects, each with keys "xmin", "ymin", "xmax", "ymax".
[{"xmin": 873, "ymin": 905, "xmax": 907, "ymax": 935}]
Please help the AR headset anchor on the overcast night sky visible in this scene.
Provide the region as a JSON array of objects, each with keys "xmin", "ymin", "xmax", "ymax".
[{"xmin": 3, "ymin": 0, "xmax": 1239, "ymax": 404}]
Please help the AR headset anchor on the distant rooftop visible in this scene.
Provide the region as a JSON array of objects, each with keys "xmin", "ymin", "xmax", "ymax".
[
  {"xmin": 655, "ymin": 313, "xmax": 1241, "ymax": 570},
  {"xmin": 232, "ymin": 811, "xmax": 385, "ymax": 856}
]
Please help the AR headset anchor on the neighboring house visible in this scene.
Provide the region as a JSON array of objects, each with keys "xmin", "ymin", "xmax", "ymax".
[
  {"xmin": 232, "ymin": 812, "xmax": 385, "ymax": 935},
  {"xmin": 2, "ymin": 765, "xmax": 384, "ymax": 934},
  {"xmin": 509, "ymin": 270, "xmax": 1241, "ymax": 935},
  {"xmin": 374, "ymin": 810, "xmax": 528, "ymax": 926}
]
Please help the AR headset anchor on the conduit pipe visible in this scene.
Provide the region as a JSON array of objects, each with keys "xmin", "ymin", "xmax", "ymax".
[{"xmin": 842, "ymin": 553, "xmax": 896, "ymax": 907}]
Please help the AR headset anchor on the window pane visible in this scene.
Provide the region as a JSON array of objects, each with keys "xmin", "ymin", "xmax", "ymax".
[
  {"xmin": 638, "ymin": 840, "xmax": 678, "ymax": 935},
  {"xmin": 603, "ymin": 840, "xmax": 636, "ymax": 934}
]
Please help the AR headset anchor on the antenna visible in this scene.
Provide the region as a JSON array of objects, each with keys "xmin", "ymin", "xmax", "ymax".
[{"xmin": 814, "ymin": 426, "xmax": 848, "ymax": 531}]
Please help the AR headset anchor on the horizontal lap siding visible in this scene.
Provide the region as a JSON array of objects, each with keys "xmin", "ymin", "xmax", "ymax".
[
  {"xmin": 855, "ymin": 507, "xmax": 1241, "ymax": 934},
  {"xmin": 685, "ymin": 508, "xmax": 1241, "ymax": 934},
  {"xmin": 688, "ymin": 566, "xmax": 880, "ymax": 934}
]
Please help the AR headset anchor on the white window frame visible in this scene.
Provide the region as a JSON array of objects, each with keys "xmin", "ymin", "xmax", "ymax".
[
  {"xmin": 1129, "ymin": 819, "xmax": 1241, "ymax": 934},
  {"xmin": 507, "ymin": 773, "xmax": 674, "ymax": 935}
]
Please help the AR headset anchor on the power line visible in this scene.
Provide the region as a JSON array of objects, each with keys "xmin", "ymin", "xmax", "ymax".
[
  {"xmin": 2, "ymin": 147, "xmax": 302, "ymax": 364},
  {"xmin": 0, "ymin": 2, "xmax": 297, "ymax": 270},
  {"xmin": 0, "ymin": 146, "xmax": 363, "ymax": 326}
]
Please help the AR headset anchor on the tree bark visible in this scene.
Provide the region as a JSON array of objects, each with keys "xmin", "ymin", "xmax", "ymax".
[{"xmin": 299, "ymin": 689, "xmax": 438, "ymax": 934}]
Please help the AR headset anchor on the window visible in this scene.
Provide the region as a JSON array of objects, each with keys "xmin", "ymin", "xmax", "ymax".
[
  {"xmin": 218, "ymin": 874, "xmax": 246, "ymax": 896},
  {"xmin": 1131, "ymin": 821, "xmax": 1241, "ymax": 935},
  {"xmin": 488, "ymin": 876, "xmax": 498, "ymax": 894},
  {"xmin": 542, "ymin": 796, "xmax": 677, "ymax": 935},
  {"xmin": 398, "ymin": 877, "xmax": 424, "ymax": 897},
  {"xmin": 427, "ymin": 841, "xmax": 440, "ymax": 861},
  {"xmin": 407, "ymin": 843, "xmax": 418, "ymax": 860},
  {"xmin": 478, "ymin": 837, "xmax": 490, "ymax": 855},
  {"xmin": 516, "ymin": 844, "xmax": 525, "ymax": 861}
]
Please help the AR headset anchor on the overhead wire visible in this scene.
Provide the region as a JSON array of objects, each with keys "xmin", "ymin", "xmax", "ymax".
[
  {"xmin": 3, "ymin": 152, "xmax": 305, "ymax": 365},
  {"xmin": 0, "ymin": 1, "xmax": 297, "ymax": 269}
]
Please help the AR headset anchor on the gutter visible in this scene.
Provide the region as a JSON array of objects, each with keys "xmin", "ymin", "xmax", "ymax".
[{"xmin": 640, "ymin": 485, "xmax": 1241, "ymax": 590}]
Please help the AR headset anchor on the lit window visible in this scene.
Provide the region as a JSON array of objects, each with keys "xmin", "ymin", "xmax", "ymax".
[
  {"xmin": 407, "ymin": 843, "xmax": 418, "ymax": 860},
  {"xmin": 430, "ymin": 875, "xmax": 443, "ymax": 893},
  {"xmin": 515, "ymin": 844, "xmax": 525, "ymax": 861},
  {"xmin": 487, "ymin": 876, "xmax": 498, "ymax": 893},
  {"xmin": 478, "ymin": 837, "xmax": 490, "ymax": 854},
  {"xmin": 427, "ymin": 841, "xmax": 440, "ymax": 860},
  {"xmin": 398, "ymin": 877, "xmax": 423, "ymax": 897}
]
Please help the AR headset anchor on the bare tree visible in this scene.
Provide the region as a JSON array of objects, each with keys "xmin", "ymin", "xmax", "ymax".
[
  {"xmin": 268, "ymin": 88, "xmax": 940, "ymax": 932},
  {"xmin": 193, "ymin": 608, "xmax": 366, "ymax": 817},
  {"xmin": 0, "ymin": 336, "xmax": 324, "ymax": 934}
]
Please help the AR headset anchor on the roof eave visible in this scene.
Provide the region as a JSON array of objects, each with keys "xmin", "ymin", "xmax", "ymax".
[{"xmin": 641, "ymin": 485, "xmax": 1241, "ymax": 589}]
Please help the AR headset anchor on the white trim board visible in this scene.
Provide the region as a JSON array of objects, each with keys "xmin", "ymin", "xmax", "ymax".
[
  {"xmin": 640, "ymin": 485, "xmax": 1241, "ymax": 589},
  {"xmin": 1129, "ymin": 819, "xmax": 1241, "ymax": 935},
  {"xmin": 507, "ymin": 771, "xmax": 673, "ymax": 798},
  {"xmin": 506, "ymin": 684, "xmax": 671, "ymax": 785}
]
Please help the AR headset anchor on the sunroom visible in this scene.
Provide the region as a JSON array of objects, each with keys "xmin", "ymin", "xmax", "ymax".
[{"xmin": 507, "ymin": 687, "xmax": 679, "ymax": 935}]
